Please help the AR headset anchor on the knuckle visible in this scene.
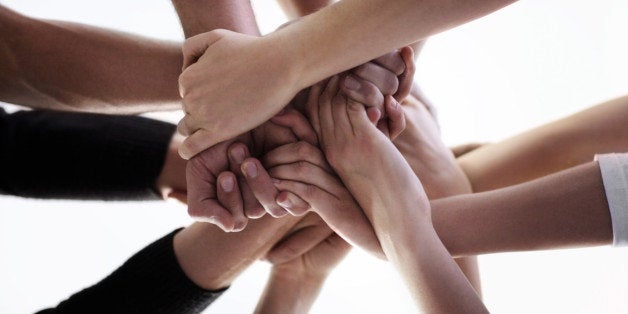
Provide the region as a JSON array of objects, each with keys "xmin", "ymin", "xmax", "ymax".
[{"xmin": 294, "ymin": 141, "xmax": 312, "ymax": 158}]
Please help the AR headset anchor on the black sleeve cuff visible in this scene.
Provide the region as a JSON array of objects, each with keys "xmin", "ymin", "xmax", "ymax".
[
  {"xmin": 37, "ymin": 229, "xmax": 226, "ymax": 314},
  {"xmin": 0, "ymin": 109, "xmax": 176, "ymax": 200}
]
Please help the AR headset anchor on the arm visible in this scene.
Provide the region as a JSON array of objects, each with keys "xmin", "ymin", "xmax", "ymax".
[
  {"xmin": 171, "ymin": 0, "xmax": 260, "ymax": 37},
  {"xmin": 175, "ymin": 0, "xmax": 516, "ymax": 157},
  {"xmin": 276, "ymin": 0, "xmax": 333, "ymax": 19},
  {"xmin": 313, "ymin": 76, "xmax": 486, "ymax": 313},
  {"xmin": 254, "ymin": 214, "xmax": 351, "ymax": 314},
  {"xmin": 0, "ymin": 109, "xmax": 176, "ymax": 200},
  {"xmin": 433, "ymin": 161, "xmax": 613, "ymax": 258},
  {"xmin": 458, "ymin": 94, "xmax": 628, "ymax": 192},
  {"xmin": 0, "ymin": 5, "xmax": 181, "ymax": 113}
]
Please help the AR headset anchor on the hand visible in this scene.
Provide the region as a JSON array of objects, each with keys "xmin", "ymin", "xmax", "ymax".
[
  {"xmin": 242, "ymin": 136, "xmax": 384, "ymax": 258},
  {"xmin": 155, "ymin": 134, "xmax": 188, "ymax": 203},
  {"xmin": 254, "ymin": 214, "xmax": 351, "ymax": 314},
  {"xmin": 185, "ymin": 48, "xmax": 411, "ymax": 230},
  {"xmin": 186, "ymin": 111, "xmax": 314, "ymax": 231},
  {"xmin": 393, "ymin": 90, "xmax": 472, "ymax": 198},
  {"xmin": 266, "ymin": 213, "xmax": 350, "ymax": 275},
  {"xmin": 177, "ymin": 29, "xmax": 302, "ymax": 159}
]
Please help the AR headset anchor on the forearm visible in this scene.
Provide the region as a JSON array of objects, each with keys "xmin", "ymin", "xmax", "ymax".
[
  {"xmin": 272, "ymin": 0, "xmax": 516, "ymax": 90},
  {"xmin": 0, "ymin": 109, "xmax": 175, "ymax": 200},
  {"xmin": 458, "ymin": 95, "xmax": 628, "ymax": 192},
  {"xmin": 390, "ymin": 223, "xmax": 487, "ymax": 313},
  {"xmin": 173, "ymin": 216, "xmax": 300, "ymax": 290},
  {"xmin": 276, "ymin": 0, "xmax": 333, "ymax": 19},
  {"xmin": 254, "ymin": 266, "xmax": 325, "ymax": 314},
  {"xmin": 172, "ymin": 0, "xmax": 260, "ymax": 37},
  {"xmin": 0, "ymin": 5, "xmax": 181, "ymax": 112},
  {"xmin": 433, "ymin": 161, "xmax": 613, "ymax": 258},
  {"xmin": 40, "ymin": 230, "xmax": 222, "ymax": 314}
]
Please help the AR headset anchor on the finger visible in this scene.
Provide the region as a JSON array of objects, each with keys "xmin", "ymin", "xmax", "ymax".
[
  {"xmin": 186, "ymin": 159, "xmax": 235, "ymax": 231},
  {"xmin": 181, "ymin": 30, "xmax": 227, "ymax": 70},
  {"xmin": 366, "ymin": 106, "xmax": 382, "ymax": 125},
  {"xmin": 177, "ymin": 114, "xmax": 196, "ymax": 136},
  {"xmin": 319, "ymin": 76, "xmax": 341, "ymax": 144},
  {"xmin": 217, "ymin": 172, "xmax": 248, "ymax": 232},
  {"xmin": 261, "ymin": 141, "xmax": 331, "ymax": 172},
  {"xmin": 266, "ymin": 220, "xmax": 334, "ymax": 264},
  {"xmin": 331, "ymin": 91, "xmax": 352, "ymax": 136},
  {"xmin": 270, "ymin": 108, "xmax": 318, "ymax": 146},
  {"xmin": 306, "ymin": 82, "xmax": 325, "ymax": 139},
  {"xmin": 179, "ymin": 129, "xmax": 216, "ymax": 160},
  {"xmin": 276, "ymin": 179, "xmax": 385, "ymax": 259},
  {"xmin": 373, "ymin": 50, "xmax": 406, "ymax": 75},
  {"xmin": 345, "ymin": 98, "xmax": 373, "ymax": 135},
  {"xmin": 228, "ymin": 143, "xmax": 265, "ymax": 218},
  {"xmin": 269, "ymin": 162, "xmax": 344, "ymax": 196},
  {"xmin": 241, "ymin": 158, "xmax": 292, "ymax": 218},
  {"xmin": 341, "ymin": 75, "xmax": 385, "ymax": 110},
  {"xmin": 395, "ymin": 46, "xmax": 416, "ymax": 100},
  {"xmin": 276, "ymin": 191, "xmax": 310, "ymax": 216},
  {"xmin": 384, "ymin": 95, "xmax": 406, "ymax": 139},
  {"xmin": 350, "ymin": 62, "xmax": 399, "ymax": 95}
]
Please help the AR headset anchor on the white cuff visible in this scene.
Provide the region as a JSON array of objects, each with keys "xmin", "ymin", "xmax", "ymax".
[{"xmin": 595, "ymin": 153, "xmax": 628, "ymax": 247}]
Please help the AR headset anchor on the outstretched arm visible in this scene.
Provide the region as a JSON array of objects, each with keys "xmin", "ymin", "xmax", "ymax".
[
  {"xmin": 176, "ymin": 0, "xmax": 516, "ymax": 156},
  {"xmin": 458, "ymin": 94, "xmax": 628, "ymax": 192},
  {"xmin": 0, "ymin": 5, "xmax": 181, "ymax": 113}
]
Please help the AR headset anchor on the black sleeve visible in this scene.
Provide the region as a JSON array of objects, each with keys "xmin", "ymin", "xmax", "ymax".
[
  {"xmin": 0, "ymin": 108, "xmax": 176, "ymax": 200},
  {"xmin": 36, "ymin": 229, "xmax": 226, "ymax": 314}
]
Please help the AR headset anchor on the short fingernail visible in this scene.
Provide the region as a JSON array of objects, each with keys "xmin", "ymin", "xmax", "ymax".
[
  {"xmin": 231, "ymin": 146, "xmax": 245, "ymax": 164},
  {"xmin": 220, "ymin": 176, "xmax": 234, "ymax": 192},
  {"xmin": 243, "ymin": 161, "xmax": 258, "ymax": 178},
  {"xmin": 207, "ymin": 216, "xmax": 225, "ymax": 230},
  {"xmin": 344, "ymin": 75, "xmax": 360, "ymax": 90},
  {"xmin": 277, "ymin": 197, "xmax": 292, "ymax": 209},
  {"xmin": 233, "ymin": 220, "xmax": 246, "ymax": 232}
]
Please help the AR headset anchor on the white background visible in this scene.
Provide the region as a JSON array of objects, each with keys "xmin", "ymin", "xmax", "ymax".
[{"xmin": 1, "ymin": 0, "xmax": 628, "ymax": 313}]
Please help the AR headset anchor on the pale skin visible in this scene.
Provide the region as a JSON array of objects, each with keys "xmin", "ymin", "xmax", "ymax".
[
  {"xmin": 176, "ymin": 0, "xmax": 518, "ymax": 159},
  {"xmin": 310, "ymin": 76, "xmax": 486, "ymax": 312},
  {"xmin": 0, "ymin": 4, "xmax": 181, "ymax": 113},
  {"xmin": 171, "ymin": 95, "xmax": 623, "ymax": 312}
]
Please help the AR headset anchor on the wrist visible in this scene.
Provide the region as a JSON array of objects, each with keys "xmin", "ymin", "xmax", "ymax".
[{"xmin": 155, "ymin": 134, "xmax": 187, "ymax": 199}]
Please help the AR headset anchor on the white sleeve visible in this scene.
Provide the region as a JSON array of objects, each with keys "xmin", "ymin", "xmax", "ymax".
[{"xmin": 595, "ymin": 153, "xmax": 628, "ymax": 247}]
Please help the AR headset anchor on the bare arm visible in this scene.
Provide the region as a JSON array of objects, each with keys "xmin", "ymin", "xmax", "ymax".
[
  {"xmin": 276, "ymin": 0, "xmax": 333, "ymax": 19},
  {"xmin": 171, "ymin": 0, "xmax": 260, "ymax": 37},
  {"xmin": 433, "ymin": 161, "xmax": 613, "ymax": 258},
  {"xmin": 458, "ymin": 95, "xmax": 628, "ymax": 192},
  {"xmin": 0, "ymin": 5, "xmax": 181, "ymax": 113},
  {"xmin": 278, "ymin": 0, "xmax": 517, "ymax": 89}
]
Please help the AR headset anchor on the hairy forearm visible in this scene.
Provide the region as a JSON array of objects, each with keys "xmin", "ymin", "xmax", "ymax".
[
  {"xmin": 172, "ymin": 0, "xmax": 260, "ymax": 37},
  {"xmin": 433, "ymin": 161, "xmax": 613, "ymax": 258},
  {"xmin": 458, "ymin": 95, "xmax": 628, "ymax": 192},
  {"xmin": 272, "ymin": 0, "xmax": 516, "ymax": 90},
  {"xmin": 173, "ymin": 216, "xmax": 300, "ymax": 290},
  {"xmin": 0, "ymin": 5, "xmax": 181, "ymax": 112}
]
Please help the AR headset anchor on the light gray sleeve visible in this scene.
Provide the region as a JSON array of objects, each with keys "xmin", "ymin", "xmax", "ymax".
[{"xmin": 595, "ymin": 153, "xmax": 628, "ymax": 247}]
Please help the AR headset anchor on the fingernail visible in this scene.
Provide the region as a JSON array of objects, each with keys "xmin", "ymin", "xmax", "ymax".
[
  {"xmin": 208, "ymin": 216, "xmax": 225, "ymax": 230},
  {"xmin": 220, "ymin": 176, "xmax": 234, "ymax": 192},
  {"xmin": 233, "ymin": 220, "xmax": 246, "ymax": 232},
  {"xmin": 243, "ymin": 161, "xmax": 258, "ymax": 178},
  {"xmin": 277, "ymin": 197, "xmax": 292, "ymax": 209},
  {"xmin": 344, "ymin": 75, "xmax": 360, "ymax": 90},
  {"xmin": 231, "ymin": 146, "xmax": 245, "ymax": 164}
]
